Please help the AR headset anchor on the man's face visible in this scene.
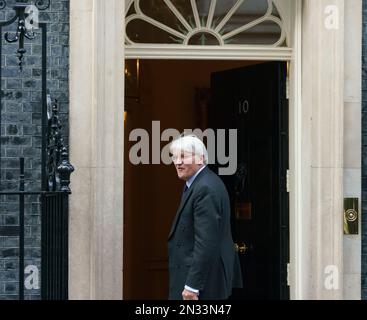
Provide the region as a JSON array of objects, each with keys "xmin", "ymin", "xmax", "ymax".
[{"xmin": 171, "ymin": 150, "xmax": 204, "ymax": 181}]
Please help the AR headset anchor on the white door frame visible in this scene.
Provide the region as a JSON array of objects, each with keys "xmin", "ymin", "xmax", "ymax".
[
  {"xmin": 125, "ymin": 45, "xmax": 292, "ymax": 61},
  {"xmin": 123, "ymin": 0, "xmax": 303, "ymax": 300}
]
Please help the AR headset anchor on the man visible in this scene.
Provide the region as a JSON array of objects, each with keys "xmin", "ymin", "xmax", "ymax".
[{"xmin": 168, "ymin": 134, "xmax": 242, "ymax": 300}]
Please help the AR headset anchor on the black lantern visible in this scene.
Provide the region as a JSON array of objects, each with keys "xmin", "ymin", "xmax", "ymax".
[{"xmin": 1, "ymin": 0, "xmax": 50, "ymax": 70}]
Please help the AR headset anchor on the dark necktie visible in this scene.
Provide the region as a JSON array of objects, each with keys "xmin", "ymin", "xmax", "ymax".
[{"xmin": 181, "ymin": 184, "xmax": 188, "ymax": 202}]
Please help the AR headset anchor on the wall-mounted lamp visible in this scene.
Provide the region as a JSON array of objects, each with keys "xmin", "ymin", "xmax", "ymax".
[{"xmin": 0, "ymin": 1, "xmax": 50, "ymax": 70}]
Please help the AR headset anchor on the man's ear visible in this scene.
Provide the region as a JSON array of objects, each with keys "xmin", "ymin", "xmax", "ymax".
[{"xmin": 200, "ymin": 155, "xmax": 205, "ymax": 165}]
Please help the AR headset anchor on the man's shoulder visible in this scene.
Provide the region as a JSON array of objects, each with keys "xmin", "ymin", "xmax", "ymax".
[{"xmin": 195, "ymin": 167, "xmax": 226, "ymax": 192}]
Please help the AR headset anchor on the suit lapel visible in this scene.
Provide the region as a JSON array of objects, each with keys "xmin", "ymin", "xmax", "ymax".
[
  {"xmin": 167, "ymin": 186, "xmax": 194, "ymax": 240},
  {"xmin": 168, "ymin": 166, "xmax": 209, "ymax": 240}
]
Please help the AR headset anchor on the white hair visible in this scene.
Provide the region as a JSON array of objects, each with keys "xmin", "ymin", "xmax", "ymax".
[{"xmin": 170, "ymin": 134, "xmax": 209, "ymax": 164}]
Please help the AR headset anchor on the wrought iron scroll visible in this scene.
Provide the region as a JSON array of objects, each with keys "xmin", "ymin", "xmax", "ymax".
[
  {"xmin": 1, "ymin": 1, "xmax": 50, "ymax": 70},
  {"xmin": 0, "ymin": 0, "xmax": 50, "ymax": 10},
  {"xmin": 34, "ymin": 0, "xmax": 51, "ymax": 11}
]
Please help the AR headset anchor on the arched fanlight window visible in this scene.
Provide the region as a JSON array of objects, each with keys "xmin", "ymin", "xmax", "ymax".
[{"xmin": 125, "ymin": 0, "xmax": 287, "ymax": 47}]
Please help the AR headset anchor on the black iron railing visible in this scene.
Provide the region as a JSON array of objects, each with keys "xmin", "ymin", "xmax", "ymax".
[
  {"xmin": 41, "ymin": 100, "xmax": 73, "ymax": 299},
  {"xmin": 1, "ymin": 2, "xmax": 72, "ymax": 300},
  {"xmin": 0, "ymin": 100, "xmax": 73, "ymax": 300},
  {"xmin": 41, "ymin": 192, "xmax": 69, "ymax": 299}
]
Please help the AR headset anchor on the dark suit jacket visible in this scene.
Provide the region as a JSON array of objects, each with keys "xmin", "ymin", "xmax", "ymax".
[{"xmin": 168, "ymin": 166, "xmax": 243, "ymax": 300}]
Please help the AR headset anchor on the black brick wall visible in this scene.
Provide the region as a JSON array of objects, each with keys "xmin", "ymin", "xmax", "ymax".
[
  {"xmin": 362, "ymin": 0, "xmax": 367, "ymax": 301},
  {"xmin": 0, "ymin": 0, "xmax": 69, "ymax": 300}
]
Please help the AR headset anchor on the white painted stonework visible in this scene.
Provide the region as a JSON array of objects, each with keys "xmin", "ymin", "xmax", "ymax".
[
  {"xmin": 69, "ymin": 0, "xmax": 124, "ymax": 300},
  {"xmin": 300, "ymin": 0, "xmax": 345, "ymax": 299},
  {"xmin": 343, "ymin": 0, "xmax": 362, "ymax": 300}
]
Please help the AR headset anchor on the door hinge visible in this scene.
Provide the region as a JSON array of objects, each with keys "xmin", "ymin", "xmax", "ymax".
[
  {"xmin": 287, "ymin": 262, "xmax": 290, "ymax": 286},
  {"xmin": 286, "ymin": 170, "xmax": 290, "ymax": 193}
]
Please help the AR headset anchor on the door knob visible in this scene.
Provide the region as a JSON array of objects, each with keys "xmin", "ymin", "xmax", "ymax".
[{"xmin": 234, "ymin": 242, "xmax": 248, "ymax": 254}]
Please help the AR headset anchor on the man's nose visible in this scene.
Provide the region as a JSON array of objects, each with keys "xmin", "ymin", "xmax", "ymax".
[{"xmin": 175, "ymin": 158, "xmax": 183, "ymax": 165}]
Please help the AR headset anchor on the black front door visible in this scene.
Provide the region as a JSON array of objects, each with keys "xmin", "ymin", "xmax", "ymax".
[{"xmin": 209, "ymin": 62, "xmax": 289, "ymax": 300}]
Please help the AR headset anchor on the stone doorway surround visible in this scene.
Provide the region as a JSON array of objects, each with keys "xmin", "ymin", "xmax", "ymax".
[{"xmin": 68, "ymin": 0, "xmax": 351, "ymax": 300}]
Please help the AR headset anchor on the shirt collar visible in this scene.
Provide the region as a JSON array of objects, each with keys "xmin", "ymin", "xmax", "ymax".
[{"xmin": 186, "ymin": 165, "xmax": 206, "ymax": 189}]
